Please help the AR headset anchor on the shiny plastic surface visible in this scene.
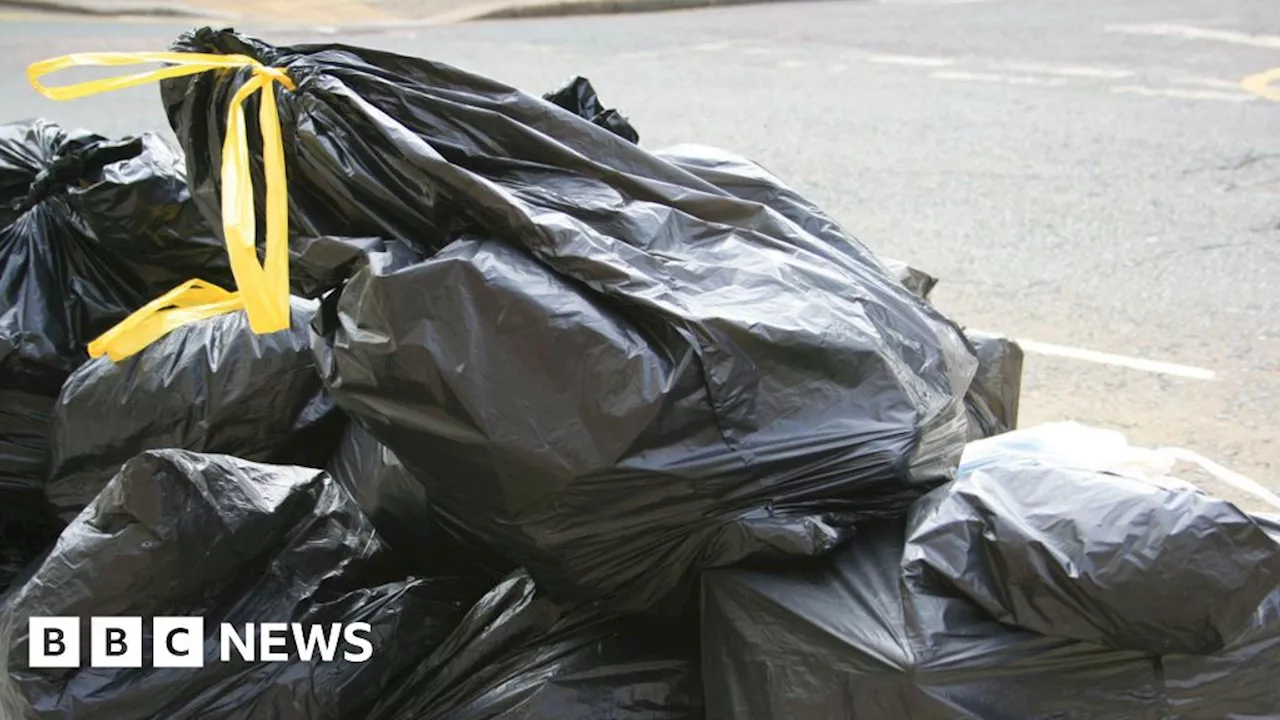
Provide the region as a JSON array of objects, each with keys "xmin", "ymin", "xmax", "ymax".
[
  {"xmin": 1, "ymin": 450, "xmax": 485, "ymax": 719},
  {"xmin": 325, "ymin": 422, "xmax": 514, "ymax": 581},
  {"xmin": 0, "ymin": 119, "xmax": 226, "ymax": 594},
  {"xmin": 647, "ymin": 145, "xmax": 1020, "ymax": 445},
  {"xmin": 45, "ymin": 297, "xmax": 345, "ymax": 521},
  {"xmin": 907, "ymin": 426, "xmax": 1280, "ymax": 655},
  {"xmin": 542, "ymin": 75, "xmax": 640, "ymax": 143},
  {"xmin": 367, "ymin": 569, "xmax": 701, "ymax": 720},
  {"xmin": 702, "ymin": 430, "xmax": 1280, "ymax": 719},
  {"xmin": 157, "ymin": 28, "xmax": 976, "ymax": 612},
  {"xmin": 0, "ymin": 119, "xmax": 226, "ymax": 372},
  {"xmin": 959, "ymin": 330, "xmax": 1023, "ymax": 440}
]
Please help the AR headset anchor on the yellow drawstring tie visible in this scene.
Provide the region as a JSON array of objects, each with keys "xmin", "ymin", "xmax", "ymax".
[{"xmin": 27, "ymin": 51, "xmax": 296, "ymax": 361}]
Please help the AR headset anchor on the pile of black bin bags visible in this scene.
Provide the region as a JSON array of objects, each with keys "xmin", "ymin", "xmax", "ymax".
[
  {"xmin": 0, "ymin": 118, "xmax": 232, "ymax": 594},
  {"xmin": 2, "ymin": 27, "xmax": 1278, "ymax": 720}
]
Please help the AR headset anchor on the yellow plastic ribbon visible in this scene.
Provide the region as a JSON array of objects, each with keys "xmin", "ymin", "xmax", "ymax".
[{"xmin": 27, "ymin": 51, "xmax": 296, "ymax": 361}]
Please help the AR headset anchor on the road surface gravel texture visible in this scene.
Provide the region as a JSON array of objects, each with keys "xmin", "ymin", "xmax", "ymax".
[{"xmin": 1, "ymin": 0, "xmax": 1276, "ymax": 485}]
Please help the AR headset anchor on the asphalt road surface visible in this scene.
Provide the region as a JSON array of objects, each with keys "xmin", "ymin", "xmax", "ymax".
[{"xmin": 2, "ymin": 0, "xmax": 1278, "ymax": 489}]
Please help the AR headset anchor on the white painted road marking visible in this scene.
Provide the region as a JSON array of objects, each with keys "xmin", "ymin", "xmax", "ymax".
[
  {"xmin": 1004, "ymin": 337, "xmax": 1219, "ymax": 381},
  {"xmin": 933, "ymin": 70, "xmax": 1069, "ymax": 87},
  {"xmin": 1110, "ymin": 85, "xmax": 1258, "ymax": 103},
  {"xmin": 862, "ymin": 51, "xmax": 1268, "ymax": 105},
  {"xmin": 1173, "ymin": 76, "xmax": 1246, "ymax": 91},
  {"xmin": 1153, "ymin": 447, "xmax": 1280, "ymax": 509},
  {"xmin": 997, "ymin": 62, "xmax": 1134, "ymax": 79},
  {"xmin": 867, "ymin": 54, "xmax": 956, "ymax": 67},
  {"xmin": 1106, "ymin": 23, "xmax": 1280, "ymax": 49}
]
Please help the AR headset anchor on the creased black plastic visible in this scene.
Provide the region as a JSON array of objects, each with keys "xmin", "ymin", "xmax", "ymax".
[
  {"xmin": 326, "ymin": 422, "xmax": 436, "ymax": 570},
  {"xmin": 650, "ymin": 144, "xmax": 936, "ymax": 300},
  {"xmin": 62, "ymin": 133, "xmax": 229, "ymax": 293},
  {"xmin": 0, "ymin": 119, "xmax": 228, "ymax": 373},
  {"xmin": 287, "ymin": 234, "xmax": 402, "ymax": 298},
  {"xmin": 1, "ymin": 450, "xmax": 486, "ymax": 720},
  {"xmin": 661, "ymin": 145, "xmax": 1012, "ymax": 445},
  {"xmin": 959, "ymin": 330, "xmax": 1022, "ymax": 440},
  {"xmin": 0, "ymin": 493, "xmax": 60, "ymax": 604},
  {"xmin": 702, "ymin": 441, "xmax": 1280, "ymax": 719},
  {"xmin": 702, "ymin": 518, "xmax": 1168, "ymax": 720},
  {"xmin": 45, "ymin": 298, "xmax": 345, "ymax": 522},
  {"xmin": 367, "ymin": 569, "xmax": 702, "ymax": 720},
  {"xmin": 542, "ymin": 76, "xmax": 640, "ymax": 144},
  {"xmin": 159, "ymin": 28, "xmax": 976, "ymax": 612},
  {"xmin": 653, "ymin": 146, "xmax": 976, "ymax": 446},
  {"xmin": 882, "ymin": 257, "xmax": 939, "ymax": 300},
  {"xmin": 0, "ymin": 119, "xmax": 227, "ymax": 594},
  {"xmin": 904, "ymin": 429, "xmax": 1280, "ymax": 655},
  {"xmin": 324, "ymin": 422, "xmax": 513, "ymax": 581}
]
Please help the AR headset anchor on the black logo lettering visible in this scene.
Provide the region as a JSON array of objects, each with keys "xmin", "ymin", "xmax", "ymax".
[
  {"xmin": 166, "ymin": 628, "xmax": 190, "ymax": 657},
  {"xmin": 106, "ymin": 628, "xmax": 127, "ymax": 657},
  {"xmin": 44, "ymin": 628, "xmax": 65, "ymax": 656}
]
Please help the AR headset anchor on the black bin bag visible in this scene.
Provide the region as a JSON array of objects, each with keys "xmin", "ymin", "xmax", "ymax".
[
  {"xmin": 651, "ymin": 144, "xmax": 1020, "ymax": 442},
  {"xmin": 162, "ymin": 28, "xmax": 977, "ymax": 613},
  {"xmin": 325, "ymin": 422, "xmax": 437, "ymax": 571},
  {"xmin": 45, "ymin": 297, "xmax": 345, "ymax": 521},
  {"xmin": 366, "ymin": 569, "xmax": 702, "ymax": 720},
  {"xmin": 324, "ymin": 422, "xmax": 513, "ymax": 580},
  {"xmin": 959, "ymin": 330, "xmax": 1022, "ymax": 440},
  {"xmin": 703, "ymin": 523, "xmax": 1280, "ymax": 719},
  {"xmin": 702, "ymin": 518, "xmax": 1165, "ymax": 720},
  {"xmin": 651, "ymin": 143, "xmax": 935, "ymax": 297},
  {"xmin": 1, "ymin": 450, "xmax": 487, "ymax": 720},
  {"xmin": 0, "ymin": 119, "xmax": 229, "ymax": 593},
  {"xmin": 904, "ymin": 426, "xmax": 1280, "ymax": 655},
  {"xmin": 701, "ymin": 431, "xmax": 1280, "ymax": 719}
]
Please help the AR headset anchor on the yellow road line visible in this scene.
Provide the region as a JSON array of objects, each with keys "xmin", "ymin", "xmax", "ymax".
[{"xmin": 1241, "ymin": 68, "xmax": 1280, "ymax": 103}]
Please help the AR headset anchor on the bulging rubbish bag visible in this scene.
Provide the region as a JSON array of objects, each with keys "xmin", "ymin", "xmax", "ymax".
[
  {"xmin": 906, "ymin": 424, "xmax": 1280, "ymax": 655},
  {"xmin": 703, "ymin": 518, "xmax": 1159, "ymax": 720},
  {"xmin": 366, "ymin": 569, "xmax": 702, "ymax": 720},
  {"xmin": 325, "ymin": 422, "xmax": 437, "ymax": 571},
  {"xmin": 651, "ymin": 143, "xmax": 937, "ymax": 301},
  {"xmin": 1, "ymin": 450, "xmax": 487, "ymax": 720},
  {"xmin": 324, "ymin": 422, "xmax": 513, "ymax": 580},
  {"xmin": 156, "ymin": 28, "xmax": 975, "ymax": 612},
  {"xmin": 663, "ymin": 142, "xmax": 1022, "ymax": 444},
  {"xmin": 45, "ymin": 298, "xmax": 345, "ymax": 521},
  {"xmin": 703, "ymin": 516, "xmax": 1280, "ymax": 720},
  {"xmin": 0, "ymin": 119, "xmax": 227, "ymax": 593},
  {"xmin": 651, "ymin": 144, "xmax": 1017, "ymax": 443},
  {"xmin": 0, "ymin": 119, "xmax": 228, "ymax": 379},
  {"xmin": 701, "ymin": 430, "xmax": 1280, "ymax": 719}
]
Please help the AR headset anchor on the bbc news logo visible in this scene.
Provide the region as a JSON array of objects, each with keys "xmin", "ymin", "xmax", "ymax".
[{"xmin": 28, "ymin": 617, "xmax": 373, "ymax": 668}]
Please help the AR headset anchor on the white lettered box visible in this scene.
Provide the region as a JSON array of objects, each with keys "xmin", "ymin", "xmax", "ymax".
[
  {"xmin": 28, "ymin": 616, "xmax": 80, "ymax": 668},
  {"xmin": 90, "ymin": 617, "xmax": 142, "ymax": 668},
  {"xmin": 153, "ymin": 617, "xmax": 205, "ymax": 668}
]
